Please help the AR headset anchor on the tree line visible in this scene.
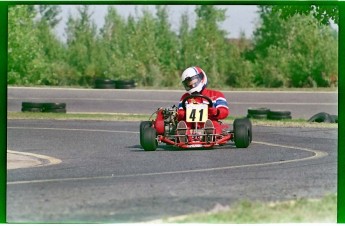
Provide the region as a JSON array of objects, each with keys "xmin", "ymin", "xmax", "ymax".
[{"xmin": 8, "ymin": 5, "xmax": 338, "ymax": 88}]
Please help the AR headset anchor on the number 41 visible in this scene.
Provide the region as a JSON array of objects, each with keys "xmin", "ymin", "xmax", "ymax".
[{"xmin": 189, "ymin": 109, "xmax": 204, "ymax": 122}]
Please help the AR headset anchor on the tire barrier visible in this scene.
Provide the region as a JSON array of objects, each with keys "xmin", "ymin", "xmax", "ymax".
[
  {"xmin": 267, "ymin": 110, "xmax": 292, "ymax": 120},
  {"xmin": 331, "ymin": 115, "xmax": 338, "ymax": 123},
  {"xmin": 94, "ymin": 78, "xmax": 136, "ymax": 89},
  {"xmin": 308, "ymin": 112, "xmax": 337, "ymax": 123},
  {"xmin": 247, "ymin": 107, "xmax": 270, "ymax": 119},
  {"xmin": 42, "ymin": 103, "xmax": 67, "ymax": 113},
  {"xmin": 21, "ymin": 102, "xmax": 67, "ymax": 113},
  {"xmin": 115, "ymin": 79, "xmax": 136, "ymax": 89},
  {"xmin": 247, "ymin": 108, "xmax": 337, "ymax": 123},
  {"xmin": 21, "ymin": 102, "xmax": 44, "ymax": 112},
  {"xmin": 247, "ymin": 108, "xmax": 291, "ymax": 120},
  {"xmin": 94, "ymin": 78, "xmax": 116, "ymax": 89}
]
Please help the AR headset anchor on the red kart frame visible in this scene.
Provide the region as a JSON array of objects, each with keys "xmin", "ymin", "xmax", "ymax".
[{"xmin": 140, "ymin": 94, "xmax": 252, "ymax": 151}]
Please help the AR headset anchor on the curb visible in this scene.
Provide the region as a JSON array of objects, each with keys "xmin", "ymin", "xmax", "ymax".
[{"xmin": 7, "ymin": 150, "xmax": 62, "ymax": 170}]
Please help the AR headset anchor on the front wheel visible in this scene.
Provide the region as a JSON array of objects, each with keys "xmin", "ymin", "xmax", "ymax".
[
  {"xmin": 233, "ymin": 118, "xmax": 251, "ymax": 148},
  {"xmin": 234, "ymin": 118, "xmax": 252, "ymax": 142},
  {"xmin": 234, "ymin": 124, "xmax": 250, "ymax": 148},
  {"xmin": 140, "ymin": 127, "xmax": 158, "ymax": 151}
]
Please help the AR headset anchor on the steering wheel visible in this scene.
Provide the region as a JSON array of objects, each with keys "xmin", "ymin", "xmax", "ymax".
[{"xmin": 181, "ymin": 94, "xmax": 213, "ymax": 110}]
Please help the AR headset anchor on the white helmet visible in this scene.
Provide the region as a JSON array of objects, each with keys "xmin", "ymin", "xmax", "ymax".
[{"xmin": 181, "ymin": 66, "xmax": 208, "ymax": 94}]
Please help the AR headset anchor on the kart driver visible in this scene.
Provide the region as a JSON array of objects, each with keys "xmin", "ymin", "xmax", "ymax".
[{"xmin": 177, "ymin": 66, "xmax": 229, "ymax": 142}]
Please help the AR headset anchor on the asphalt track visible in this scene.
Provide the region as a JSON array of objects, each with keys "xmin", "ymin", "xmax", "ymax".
[
  {"xmin": 7, "ymin": 88, "xmax": 338, "ymax": 222},
  {"xmin": 7, "ymin": 119, "xmax": 337, "ymax": 223}
]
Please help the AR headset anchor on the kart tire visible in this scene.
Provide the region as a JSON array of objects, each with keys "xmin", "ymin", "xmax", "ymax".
[
  {"xmin": 307, "ymin": 112, "xmax": 333, "ymax": 123},
  {"xmin": 141, "ymin": 127, "xmax": 158, "ymax": 151},
  {"xmin": 234, "ymin": 118, "xmax": 252, "ymax": 143},
  {"xmin": 140, "ymin": 121, "xmax": 152, "ymax": 141},
  {"xmin": 234, "ymin": 123, "xmax": 250, "ymax": 148}
]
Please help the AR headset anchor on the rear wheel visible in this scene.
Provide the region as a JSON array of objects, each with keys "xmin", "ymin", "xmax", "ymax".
[{"xmin": 140, "ymin": 126, "xmax": 158, "ymax": 151}]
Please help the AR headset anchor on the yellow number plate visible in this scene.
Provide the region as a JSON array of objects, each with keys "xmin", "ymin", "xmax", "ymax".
[{"xmin": 186, "ymin": 104, "xmax": 208, "ymax": 123}]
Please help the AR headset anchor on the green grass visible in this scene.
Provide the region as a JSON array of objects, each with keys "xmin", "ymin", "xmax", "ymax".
[
  {"xmin": 7, "ymin": 112, "xmax": 150, "ymax": 122},
  {"xmin": 7, "ymin": 112, "xmax": 338, "ymax": 128},
  {"xmin": 161, "ymin": 194, "xmax": 337, "ymax": 223}
]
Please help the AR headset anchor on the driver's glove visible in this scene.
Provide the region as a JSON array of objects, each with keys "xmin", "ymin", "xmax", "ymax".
[
  {"xmin": 208, "ymin": 107, "xmax": 219, "ymax": 117},
  {"xmin": 177, "ymin": 109, "xmax": 186, "ymax": 121}
]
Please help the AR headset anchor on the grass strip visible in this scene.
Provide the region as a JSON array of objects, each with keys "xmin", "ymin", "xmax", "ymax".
[
  {"xmin": 162, "ymin": 194, "xmax": 337, "ymax": 223},
  {"xmin": 7, "ymin": 112, "xmax": 150, "ymax": 122}
]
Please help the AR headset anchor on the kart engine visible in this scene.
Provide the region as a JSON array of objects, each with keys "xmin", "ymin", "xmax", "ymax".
[{"xmin": 161, "ymin": 105, "xmax": 178, "ymax": 136}]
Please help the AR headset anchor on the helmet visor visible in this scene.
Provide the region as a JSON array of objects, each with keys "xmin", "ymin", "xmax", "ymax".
[{"xmin": 182, "ymin": 74, "xmax": 202, "ymax": 91}]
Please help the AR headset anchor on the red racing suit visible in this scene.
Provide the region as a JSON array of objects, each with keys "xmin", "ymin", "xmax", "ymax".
[{"xmin": 177, "ymin": 88, "xmax": 230, "ymax": 134}]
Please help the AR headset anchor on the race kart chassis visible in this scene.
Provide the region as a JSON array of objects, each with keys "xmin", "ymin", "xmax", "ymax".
[
  {"xmin": 140, "ymin": 94, "xmax": 252, "ymax": 151},
  {"xmin": 158, "ymin": 133, "xmax": 232, "ymax": 149}
]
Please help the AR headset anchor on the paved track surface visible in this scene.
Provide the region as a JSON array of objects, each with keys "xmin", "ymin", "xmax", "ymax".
[
  {"xmin": 7, "ymin": 87, "xmax": 338, "ymax": 119},
  {"xmin": 7, "ymin": 120, "xmax": 337, "ymax": 223}
]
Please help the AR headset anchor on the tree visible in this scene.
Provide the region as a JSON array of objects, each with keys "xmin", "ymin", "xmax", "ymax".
[
  {"xmin": 36, "ymin": 5, "xmax": 62, "ymax": 28},
  {"xmin": 154, "ymin": 5, "xmax": 179, "ymax": 86},
  {"xmin": 250, "ymin": 7, "xmax": 338, "ymax": 87},
  {"xmin": 182, "ymin": 5, "xmax": 229, "ymax": 87},
  {"xmin": 8, "ymin": 5, "xmax": 47, "ymax": 85},
  {"xmin": 177, "ymin": 11, "xmax": 191, "ymax": 70},
  {"xmin": 35, "ymin": 7, "xmax": 65, "ymax": 63},
  {"xmin": 123, "ymin": 7, "xmax": 161, "ymax": 86},
  {"xmin": 65, "ymin": 5, "xmax": 99, "ymax": 86},
  {"xmin": 99, "ymin": 6, "xmax": 129, "ymax": 80},
  {"xmin": 271, "ymin": 5, "xmax": 338, "ymax": 25},
  {"xmin": 225, "ymin": 33, "xmax": 254, "ymax": 88}
]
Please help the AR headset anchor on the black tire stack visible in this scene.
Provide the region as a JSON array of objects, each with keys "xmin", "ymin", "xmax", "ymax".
[
  {"xmin": 267, "ymin": 110, "xmax": 292, "ymax": 120},
  {"xmin": 247, "ymin": 108, "xmax": 270, "ymax": 119},
  {"xmin": 94, "ymin": 78, "xmax": 136, "ymax": 89},
  {"xmin": 21, "ymin": 102, "xmax": 67, "ymax": 113},
  {"xmin": 22, "ymin": 102, "xmax": 44, "ymax": 112},
  {"xmin": 94, "ymin": 78, "xmax": 116, "ymax": 89},
  {"xmin": 43, "ymin": 103, "xmax": 67, "ymax": 113},
  {"xmin": 115, "ymin": 80, "xmax": 136, "ymax": 89},
  {"xmin": 247, "ymin": 108, "xmax": 292, "ymax": 120}
]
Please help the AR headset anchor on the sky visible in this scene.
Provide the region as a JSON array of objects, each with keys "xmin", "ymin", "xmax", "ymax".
[{"xmin": 55, "ymin": 5, "xmax": 260, "ymax": 41}]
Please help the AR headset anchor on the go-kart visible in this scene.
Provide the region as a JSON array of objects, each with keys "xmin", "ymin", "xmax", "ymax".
[{"xmin": 139, "ymin": 94, "xmax": 252, "ymax": 151}]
